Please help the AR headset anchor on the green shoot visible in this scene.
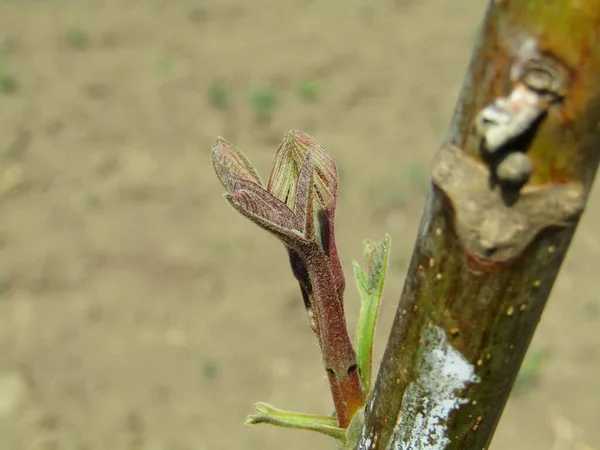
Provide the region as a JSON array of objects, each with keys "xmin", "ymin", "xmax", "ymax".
[
  {"xmin": 249, "ymin": 86, "xmax": 278, "ymax": 122},
  {"xmin": 353, "ymin": 234, "xmax": 392, "ymax": 394},
  {"xmin": 156, "ymin": 55, "xmax": 174, "ymax": 77},
  {"xmin": 213, "ymin": 134, "xmax": 390, "ymax": 446},
  {"xmin": 65, "ymin": 27, "xmax": 90, "ymax": 50},
  {"xmin": 297, "ymin": 80, "xmax": 319, "ymax": 102},
  {"xmin": 202, "ymin": 359, "xmax": 219, "ymax": 380},
  {"xmin": 208, "ymin": 83, "xmax": 229, "ymax": 109},
  {"xmin": 0, "ymin": 59, "xmax": 17, "ymax": 94},
  {"xmin": 513, "ymin": 349, "xmax": 546, "ymax": 395},
  {"xmin": 405, "ymin": 162, "xmax": 429, "ymax": 193},
  {"xmin": 246, "ymin": 403, "xmax": 345, "ymax": 441}
]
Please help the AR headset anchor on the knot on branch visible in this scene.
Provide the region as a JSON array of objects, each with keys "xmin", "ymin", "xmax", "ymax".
[
  {"xmin": 432, "ymin": 145, "xmax": 584, "ymax": 264},
  {"xmin": 474, "ymin": 39, "xmax": 571, "ymax": 194}
]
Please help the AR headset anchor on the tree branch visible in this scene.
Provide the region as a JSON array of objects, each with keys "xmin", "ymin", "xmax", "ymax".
[{"xmin": 357, "ymin": 2, "xmax": 600, "ymax": 449}]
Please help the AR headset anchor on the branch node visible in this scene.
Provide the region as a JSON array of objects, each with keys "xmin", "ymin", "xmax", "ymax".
[
  {"xmin": 432, "ymin": 145, "xmax": 584, "ymax": 264},
  {"xmin": 474, "ymin": 39, "xmax": 572, "ymax": 192}
]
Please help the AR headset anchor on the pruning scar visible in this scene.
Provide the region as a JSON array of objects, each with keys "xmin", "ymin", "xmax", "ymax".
[
  {"xmin": 474, "ymin": 38, "xmax": 571, "ymax": 192},
  {"xmin": 432, "ymin": 145, "xmax": 584, "ymax": 263}
]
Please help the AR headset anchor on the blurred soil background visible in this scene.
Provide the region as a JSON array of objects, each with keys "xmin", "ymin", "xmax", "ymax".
[{"xmin": 0, "ymin": 1, "xmax": 598, "ymax": 449}]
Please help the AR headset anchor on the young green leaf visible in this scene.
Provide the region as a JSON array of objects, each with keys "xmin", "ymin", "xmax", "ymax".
[
  {"xmin": 353, "ymin": 233, "xmax": 392, "ymax": 393},
  {"xmin": 246, "ymin": 403, "xmax": 345, "ymax": 441}
]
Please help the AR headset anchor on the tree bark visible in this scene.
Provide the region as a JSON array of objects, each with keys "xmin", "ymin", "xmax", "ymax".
[{"xmin": 357, "ymin": 2, "xmax": 600, "ymax": 449}]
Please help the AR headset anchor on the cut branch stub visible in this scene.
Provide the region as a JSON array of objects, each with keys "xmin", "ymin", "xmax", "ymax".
[
  {"xmin": 474, "ymin": 39, "xmax": 572, "ymax": 192},
  {"xmin": 475, "ymin": 83, "xmax": 547, "ymax": 155},
  {"xmin": 509, "ymin": 38, "xmax": 571, "ymax": 101},
  {"xmin": 432, "ymin": 144, "xmax": 584, "ymax": 264},
  {"xmin": 443, "ymin": 38, "xmax": 584, "ymax": 264}
]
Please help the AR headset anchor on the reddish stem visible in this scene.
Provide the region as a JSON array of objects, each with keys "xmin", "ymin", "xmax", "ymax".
[{"xmin": 303, "ymin": 243, "xmax": 365, "ymax": 427}]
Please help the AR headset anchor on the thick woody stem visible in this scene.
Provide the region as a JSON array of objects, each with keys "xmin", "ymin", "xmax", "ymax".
[{"xmin": 357, "ymin": 2, "xmax": 600, "ymax": 449}]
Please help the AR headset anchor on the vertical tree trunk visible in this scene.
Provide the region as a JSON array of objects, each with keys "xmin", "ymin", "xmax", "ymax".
[{"xmin": 357, "ymin": 2, "xmax": 600, "ymax": 449}]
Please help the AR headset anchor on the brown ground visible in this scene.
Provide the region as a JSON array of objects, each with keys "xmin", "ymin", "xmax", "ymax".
[{"xmin": 0, "ymin": 1, "xmax": 598, "ymax": 449}]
